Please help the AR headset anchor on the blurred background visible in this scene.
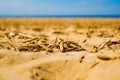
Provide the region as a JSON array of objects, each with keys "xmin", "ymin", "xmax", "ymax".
[{"xmin": 0, "ymin": 0, "xmax": 120, "ymax": 17}]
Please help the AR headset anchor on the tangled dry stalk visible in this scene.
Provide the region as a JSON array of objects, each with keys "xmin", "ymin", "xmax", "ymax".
[{"xmin": 0, "ymin": 31, "xmax": 120, "ymax": 53}]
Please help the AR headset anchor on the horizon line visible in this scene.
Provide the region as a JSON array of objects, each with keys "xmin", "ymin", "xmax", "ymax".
[{"xmin": 0, "ymin": 14, "xmax": 120, "ymax": 18}]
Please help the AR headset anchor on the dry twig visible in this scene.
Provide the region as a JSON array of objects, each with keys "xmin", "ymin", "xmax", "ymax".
[{"xmin": 99, "ymin": 40, "xmax": 120, "ymax": 50}]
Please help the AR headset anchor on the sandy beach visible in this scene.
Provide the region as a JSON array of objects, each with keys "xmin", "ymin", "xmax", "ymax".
[{"xmin": 0, "ymin": 18, "xmax": 120, "ymax": 80}]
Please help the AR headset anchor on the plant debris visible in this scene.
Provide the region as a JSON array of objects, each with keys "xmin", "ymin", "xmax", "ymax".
[
  {"xmin": 99, "ymin": 40, "xmax": 120, "ymax": 50},
  {"xmin": 0, "ymin": 19, "xmax": 120, "ymax": 54},
  {"xmin": 0, "ymin": 35, "xmax": 86, "ymax": 53},
  {"xmin": 90, "ymin": 62, "xmax": 99, "ymax": 69},
  {"xmin": 0, "ymin": 32, "xmax": 120, "ymax": 53},
  {"xmin": 97, "ymin": 54, "xmax": 112, "ymax": 60}
]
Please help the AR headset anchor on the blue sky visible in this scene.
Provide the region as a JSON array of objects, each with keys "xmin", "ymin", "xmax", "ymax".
[{"xmin": 0, "ymin": 0, "xmax": 120, "ymax": 15}]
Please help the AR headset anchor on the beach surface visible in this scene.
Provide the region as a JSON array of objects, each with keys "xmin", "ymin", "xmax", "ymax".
[{"xmin": 0, "ymin": 18, "xmax": 120, "ymax": 80}]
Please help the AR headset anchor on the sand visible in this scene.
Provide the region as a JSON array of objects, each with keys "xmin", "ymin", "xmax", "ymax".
[{"xmin": 0, "ymin": 18, "xmax": 120, "ymax": 80}]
